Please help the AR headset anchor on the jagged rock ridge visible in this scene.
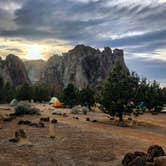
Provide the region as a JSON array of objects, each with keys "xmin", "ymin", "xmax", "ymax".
[
  {"xmin": 41, "ymin": 45, "xmax": 128, "ymax": 92},
  {"xmin": 0, "ymin": 54, "xmax": 30, "ymax": 86}
]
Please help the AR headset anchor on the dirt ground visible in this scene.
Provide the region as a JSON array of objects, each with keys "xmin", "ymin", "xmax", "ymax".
[{"xmin": 0, "ymin": 104, "xmax": 166, "ymax": 166}]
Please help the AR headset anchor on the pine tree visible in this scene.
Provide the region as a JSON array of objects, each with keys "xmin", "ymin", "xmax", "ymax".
[
  {"xmin": 61, "ymin": 84, "xmax": 78, "ymax": 108},
  {"xmin": 78, "ymin": 87, "xmax": 95, "ymax": 109},
  {"xmin": 101, "ymin": 63, "xmax": 139, "ymax": 122}
]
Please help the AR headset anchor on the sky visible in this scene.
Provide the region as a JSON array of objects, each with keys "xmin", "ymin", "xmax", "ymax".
[{"xmin": 0, "ymin": 0, "xmax": 165, "ymax": 86}]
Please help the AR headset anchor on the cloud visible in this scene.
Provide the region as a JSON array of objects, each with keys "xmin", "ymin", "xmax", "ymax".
[
  {"xmin": 126, "ymin": 56, "xmax": 166, "ymax": 82},
  {"xmin": 0, "ymin": 0, "xmax": 165, "ymax": 85}
]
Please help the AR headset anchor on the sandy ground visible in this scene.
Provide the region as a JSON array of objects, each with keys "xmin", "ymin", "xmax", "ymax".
[{"xmin": 0, "ymin": 104, "xmax": 166, "ymax": 166}]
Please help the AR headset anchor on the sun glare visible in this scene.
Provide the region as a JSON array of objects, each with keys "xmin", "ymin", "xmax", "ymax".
[{"xmin": 25, "ymin": 44, "xmax": 43, "ymax": 60}]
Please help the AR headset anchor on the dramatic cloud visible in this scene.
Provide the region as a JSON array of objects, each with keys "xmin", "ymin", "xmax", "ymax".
[{"xmin": 0, "ymin": 0, "xmax": 165, "ymax": 85}]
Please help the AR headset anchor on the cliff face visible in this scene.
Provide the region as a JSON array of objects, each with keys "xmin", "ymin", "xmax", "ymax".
[
  {"xmin": 24, "ymin": 60, "xmax": 46, "ymax": 84},
  {"xmin": 0, "ymin": 54, "xmax": 30, "ymax": 86},
  {"xmin": 41, "ymin": 45, "xmax": 128, "ymax": 92}
]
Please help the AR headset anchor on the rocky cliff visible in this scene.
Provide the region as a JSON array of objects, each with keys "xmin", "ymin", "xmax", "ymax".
[
  {"xmin": 24, "ymin": 60, "xmax": 46, "ymax": 84},
  {"xmin": 41, "ymin": 45, "xmax": 128, "ymax": 92},
  {"xmin": 0, "ymin": 54, "xmax": 30, "ymax": 86}
]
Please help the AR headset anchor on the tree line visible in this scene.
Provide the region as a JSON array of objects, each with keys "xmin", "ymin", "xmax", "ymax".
[
  {"xmin": 0, "ymin": 78, "xmax": 54, "ymax": 103},
  {"xmin": 0, "ymin": 76, "xmax": 95, "ymax": 109}
]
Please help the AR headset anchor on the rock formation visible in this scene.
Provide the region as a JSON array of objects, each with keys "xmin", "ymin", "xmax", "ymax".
[
  {"xmin": 0, "ymin": 54, "xmax": 30, "ymax": 86},
  {"xmin": 41, "ymin": 45, "xmax": 128, "ymax": 92},
  {"xmin": 24, "ymin": 60, "xmax": 46, "ymax": 84}
]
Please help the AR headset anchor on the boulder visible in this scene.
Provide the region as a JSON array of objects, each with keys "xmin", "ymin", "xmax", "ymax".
[
  {"xmin": 147, "ymin": 145, "xmax": 165, "ymax": 162},
  {"xmin": 134, "ymin": 151, "xmax": 147, "ymax": 161},
  {"xmin": 128, "ymin": 156, "xmax": 146, "ymax": 166},
  {"xmin": 122, "ymin": 152, "xmax": 137, "ymax": 166},
  {"xmin": 122, "ymin": 152, "xmax": 147, "ymax": 166}
]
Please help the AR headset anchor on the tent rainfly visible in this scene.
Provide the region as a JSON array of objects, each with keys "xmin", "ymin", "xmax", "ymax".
[
  {"xmin": 10, "ymin": 99, "xmax": 18, "ymax": 106},
  {"xmin": 49, "ymin": 97, "xmax": 62, "ymax": 107}
]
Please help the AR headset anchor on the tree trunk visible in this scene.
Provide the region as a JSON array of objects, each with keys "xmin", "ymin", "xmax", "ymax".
[
  {"xmin": 118, "ymin": 112, "xmax": 123, "ymax": 122},
  {"xmin": 118, "ymin": 112, "xmax": 126, "ymax": 127},
  {"xmin": 88, "ymin": 105, "xmax": 91, "ymax": 110}
]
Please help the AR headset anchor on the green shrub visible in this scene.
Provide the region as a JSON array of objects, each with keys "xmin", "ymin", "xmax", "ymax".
[
  {"xmin": 14, "ymin": 102, "xmax": 40, "ymax": 116},
  {"xmin": 82, "ymin": 107, "xmax": 89, "ymax": 115},
  {"xmin": 71, "ymin": 107, "xmax": 81, "ymax": 114}
]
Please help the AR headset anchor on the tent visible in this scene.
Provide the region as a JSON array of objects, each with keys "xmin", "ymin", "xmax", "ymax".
[
  {"xmin": 10, "ymin": 99, "xmax": 18, "ymax": 106},
  {"xmin": 49, "ymin": 97, "xmax": 59, "ymax": 104},
  {"xmin": 49, "ymin": 97, "xmax": 62, "ymax": 107}
]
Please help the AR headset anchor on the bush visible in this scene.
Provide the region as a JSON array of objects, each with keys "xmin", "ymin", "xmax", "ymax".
[
  {"xmin": 71, "ymin": 106, "xmax": 89, "ymax": 115},
  {"xmin": 82, "ymin": 107, "xmax": 89, "ymax": 115},
  {"xmin": 14, "ymin": 102, "xmax": 40, "ymax": 116},
  {"xmin": 155, "ymin": 106, "xmax": 162, "ymax": 112},
  {"xmin": 71, "ymin": 106, "xmax": 82, "ymax": 114}
]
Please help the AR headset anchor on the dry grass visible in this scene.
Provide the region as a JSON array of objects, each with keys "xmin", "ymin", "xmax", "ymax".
[{"xmin": 0, "ymin": 104, "xmax": 165, "ymax": 166}]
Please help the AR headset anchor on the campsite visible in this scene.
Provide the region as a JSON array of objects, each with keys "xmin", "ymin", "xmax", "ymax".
[
  {"xmin": 0, "ymin": 62, "xmax": 166, "ymax": 166},
  {"xmin": 0, "ymin": 101, "xmax": 166, "ymax": 166},
  {"xmin": 0, "ymin": 0, "xmax": 166, "ymax": 165}
]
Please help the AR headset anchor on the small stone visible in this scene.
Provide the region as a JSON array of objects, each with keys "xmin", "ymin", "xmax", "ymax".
[
  {"xmin": 63, "ymin": 113, "xmax": 68, "ymax": 117},
  {"xmin": 86, "ymin": 117, "xmax": 90, "ymax": 121},
  {"xmin": 38, "ymin": 122, "xmax": 45, "ymax": 128},
  {"xmin": 51, "ymin": 119, "xmax": 58, "ymax": 124},
  {"xmin": 40, "ymin": 117, "xmax": 50, "ymax": 122}
]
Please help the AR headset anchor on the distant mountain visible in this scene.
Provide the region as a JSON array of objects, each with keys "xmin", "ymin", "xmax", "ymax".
[
  {"xmin": 40, "ymin": 45, "xmax": 128, "ymax": 92},
  {"xmin": 24, "ymin": 60, "xmax": 46, "ymax": 84},
  {"xmin": 0, "ymin": 54, "xmax": 30, "ymax": 86}
]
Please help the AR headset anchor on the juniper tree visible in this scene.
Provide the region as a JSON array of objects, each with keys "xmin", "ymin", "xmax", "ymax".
[{"xmin": 101, "ymin": 63, "xmax": 139, "ymax": 122}]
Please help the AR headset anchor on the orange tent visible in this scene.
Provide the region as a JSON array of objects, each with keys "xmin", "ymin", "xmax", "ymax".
[{"xmin": 52, "ymin": 101, "xmax": 62, "ymax": 107}]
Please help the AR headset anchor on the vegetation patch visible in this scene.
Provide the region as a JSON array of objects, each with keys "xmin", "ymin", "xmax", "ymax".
[{"xmin": 14, "ymin": 102, "xmax": 40, "ymax": 116}]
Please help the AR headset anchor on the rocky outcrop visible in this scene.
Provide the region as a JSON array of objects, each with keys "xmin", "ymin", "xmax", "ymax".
[
  {"xmin": 122, "ymin": 145, "xmax": 166, "ymax": 166},
  {"xmin": 24, "ymin": 60, "xmax": 46, "ymax": 84},
  {"xmin": 0, "ymin": 54, "xmax": 30, "ymax": 86},
  {"xmin": 41, "ymin": 45, "xmax": 128, "ymax": 92}
]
